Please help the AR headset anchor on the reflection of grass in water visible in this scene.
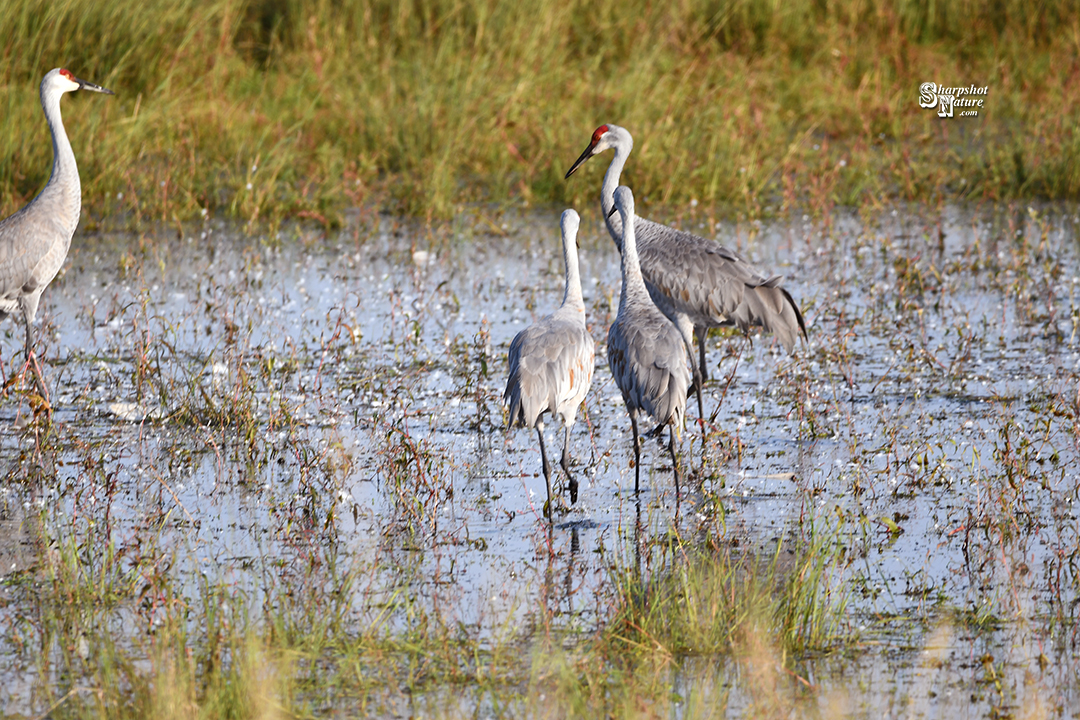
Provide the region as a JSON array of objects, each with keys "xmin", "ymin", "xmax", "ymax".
[
  {"xmin": 18, "ymin": 483, "xmax": 854, "ymax": 717},
  {"xmin": 534, "ymin": 519, "xmax": 853, "ymax": 716},
  {"xmin": 603, "ymin": 522, "xmax": 850, "ymax": 662},
  {"xmin": 2, "ymin": 0, "xmax": 1080, "ymax": 228}
]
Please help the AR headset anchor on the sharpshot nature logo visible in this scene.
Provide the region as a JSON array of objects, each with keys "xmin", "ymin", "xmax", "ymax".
[{"xmin": 919, "ymin": 82, "xmax": 989, "ymax": 118}]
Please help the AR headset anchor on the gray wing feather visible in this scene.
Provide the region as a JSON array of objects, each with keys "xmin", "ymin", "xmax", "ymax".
[
  {"xmin": 610, "ymin": 214, "xmax": 807, "ymax": 350},
  {"xmin": 607, "ymin": 309, "xmax": 689, "ymax": 427},
  {"xmin": 505, "ymin": 314, "xmax": 594, "ymax": 429},
  {"xmin": 0, "ymin": 196, "xmax": 71, "ymax": 300}
]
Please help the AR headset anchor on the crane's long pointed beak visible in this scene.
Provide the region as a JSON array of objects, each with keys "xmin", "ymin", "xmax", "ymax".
[
  {"xmin": 564, "ymin": 143, "xmax": 596, "ymax": 179},
  {"xmin": 607, "ymin": 205, "xmax": 618, "ymax": 218},
  {"xmin": 76, "ymin": 77, "xmax": 114, "ymax": 95}
]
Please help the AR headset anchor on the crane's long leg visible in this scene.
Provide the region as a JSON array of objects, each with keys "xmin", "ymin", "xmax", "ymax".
[
  {"xmin": 560, "ymin": 425, "xmax": 578, "ymax": 504},
  {"xmin": 676, "ymin": 315, "xmax": 705, "ymax": 423},
  {"xmin": 697, "ymin": 329, "xmax": 710, "ymax": 382},
  {"xmin": 630, "ymin": 411, "xmax": 642, "ymax": 495},
  {"xmin": 691, "ymin": 334, "xmax": 708, "ymax": 462},
  {"xmin": 669, "ymin": 423, "xmax": 681, "ymax": 498},
  {"xmin": 23, "ymin": 316, "xmax": 49, "ymax": 406},
  {"xmin": 682, "ymin": 350, "xmax": 706, "ymax": 451},
  {"xmin": 692, "ymin": 366, "xmax": 706, "ymax": 449},
  {"xmin": 682, "ymin": 343, "xmax": 705, "ymax": 423},
  {"xmin": 537, "ymin": 424, "xmax": 554, "ymax": 518},
  {"xmin": 682, "ymin": 333, "xmax": 707, "ymax": 452}
]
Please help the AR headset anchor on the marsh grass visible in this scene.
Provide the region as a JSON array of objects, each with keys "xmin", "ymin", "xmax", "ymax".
[
  {"xmin": 604, "ymin": 517, "xmax": 849, "ymax": 660},
  {"xmin": 2, "ymin": 0, "xmax": 1079, "ymax": 228},
  {"xmin": 5, "ymin": 203, "xmax": 1080, "ymax": 717},
  {"xmin": 18, "ymin": 493, "xmax": 852, "ymax": 718}
]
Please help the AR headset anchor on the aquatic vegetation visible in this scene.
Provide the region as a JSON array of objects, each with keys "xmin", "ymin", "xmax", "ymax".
[{"xmin": 0, "ymin": 204, "xmax": 1077, "ymax": 716}]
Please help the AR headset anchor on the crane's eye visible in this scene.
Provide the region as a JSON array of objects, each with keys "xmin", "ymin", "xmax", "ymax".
[
  {"xmin": 591, "ymin": 125, "xmax": 609, "ymax": 144},
  {"xmin": 59, "ymin": 69, "xmax": 74, "ymax": 80}
]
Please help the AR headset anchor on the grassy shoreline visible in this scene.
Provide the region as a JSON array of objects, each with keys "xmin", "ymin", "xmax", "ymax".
[{"xmin": 1, "ymin": 0, "xmax": 1079, "ymax": 230}]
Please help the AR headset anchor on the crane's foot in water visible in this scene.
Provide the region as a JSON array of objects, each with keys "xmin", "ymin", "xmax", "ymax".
[
  {"xmin": 28, "ymin": 391, "xmax": 51, "ymax": 420},
  {"xmin": 542, "ymin": 496, "xmax": 574, "ymax": 519},
  {"xmin": 8, "ymin": 354, "xmax": 53, "ymax": 421},
  {"xmin": 559, "ymin": 445, "xmax": 579, "ymax": 505},
  {"xmin": 646, "ymin": 422, "xmax": 666, "ymax": 439},
  {"xmin": 30, "ymin": 359, "xmax": 52, "ymax": 417},
  {"xmin": 565, "ymin": 475, "xmax": 579, "ymax": 505}
]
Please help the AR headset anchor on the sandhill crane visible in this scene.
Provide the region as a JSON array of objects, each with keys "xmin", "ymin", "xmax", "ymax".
[
  {"xmin": 0, "ymin": 68, "xmax": 113, "ymax": 404},
  {"xmin": 566, "ymin": 124, "xmax": 806, "ymax": 421},
  {"xmin": 607, "ymin": 186, "xmax": 691, "ymax": 495},
  {"xmin": 504, "ymin": 209, "xmax": 596, "ymax": 516}
]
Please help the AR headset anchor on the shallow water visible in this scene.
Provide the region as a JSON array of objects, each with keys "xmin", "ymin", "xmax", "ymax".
[{"xmin": 1, "ymin": 204, "xmax": 1079, "ymax": 715}]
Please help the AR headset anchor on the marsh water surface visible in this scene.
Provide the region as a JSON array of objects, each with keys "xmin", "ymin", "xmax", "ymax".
[{"xmin": 1, "ymin": 204, "xmax": 1079, "ymax": 717}]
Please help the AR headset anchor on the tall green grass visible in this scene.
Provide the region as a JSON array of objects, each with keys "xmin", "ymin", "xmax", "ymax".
[{"xmin": 1, "ymin": 0, "xmax": 1078, "ymax": 228}]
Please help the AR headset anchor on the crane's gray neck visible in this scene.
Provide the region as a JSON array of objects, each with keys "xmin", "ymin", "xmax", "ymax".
[
  {"xmin": 601, "ymin": 144, "xmax": 631, "ymax": 249},
  {"xmin": 39, "ymin": 85, "xmax": 81, "ymax": 209},
  {"xmin": 617, "ymin": 211, "xmax": 648, "ymax": 303},
  {"xmin": 561, "ymin": 233, "xmax": 585, "ymax": 311}
]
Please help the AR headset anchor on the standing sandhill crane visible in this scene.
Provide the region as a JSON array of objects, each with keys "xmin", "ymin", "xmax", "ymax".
[
  {"xmin": 504, "ymin": 209, "xmax": 596, "ymax": 516},
  {"xmin": 566, "ymin": 124, "xmax": 806, "ymax": 421},
  {"xmin": 0, "ymin": 68, "xmax": 113, "ymax": 404},
  {"xmin": 607, "ymin": 186, "xmax": 691, "ymax": 495}
]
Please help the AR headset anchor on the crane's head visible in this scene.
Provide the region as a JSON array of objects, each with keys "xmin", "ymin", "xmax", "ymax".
[
  {"xmin": 610, "ymin": 185, "xmax": 635, "ymax": 220},
  {"xmin": 564, "ymin": 124, "xmax": 631, "ymax": 179},
  {"xmin": 45, "ymin": 68, "xmax": 114, "ymax": 97}
]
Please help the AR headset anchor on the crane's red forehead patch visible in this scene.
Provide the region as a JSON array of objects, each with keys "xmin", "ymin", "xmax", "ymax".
[
  {"xmin": 591, "ymin": 125, "xmax": 609, "ymax": 144},
  {"xmin": 59, "ymin": 69, "xmax": 74, "ymax": 80}
]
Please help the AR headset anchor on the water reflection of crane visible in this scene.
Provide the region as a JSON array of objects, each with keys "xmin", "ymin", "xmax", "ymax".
[{"xmin": 538, "ymin": 522, "xmax": 585, "ymax": 626}]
